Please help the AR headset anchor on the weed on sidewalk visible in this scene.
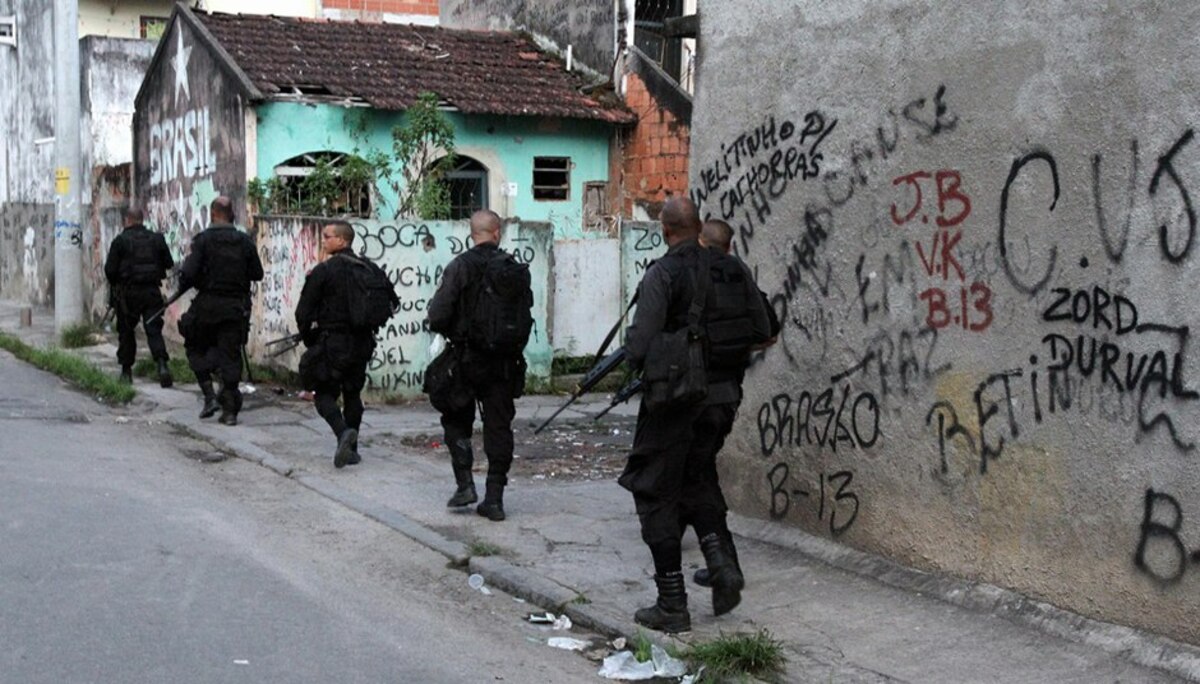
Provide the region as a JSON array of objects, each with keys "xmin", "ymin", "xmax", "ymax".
[{"xmin": 0, "ymin": 332, "xmax": 135, "ymax": 404}]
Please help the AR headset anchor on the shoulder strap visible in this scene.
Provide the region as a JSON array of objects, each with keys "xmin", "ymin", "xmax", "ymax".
[{"xmin": 687, "ymin": 248, "xmax": 711, "ymax": 336}]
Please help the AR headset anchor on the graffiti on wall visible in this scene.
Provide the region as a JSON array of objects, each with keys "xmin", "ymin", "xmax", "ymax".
[
  {"xmin": 247, "ymin": 218, "xmax": 554, "ymax": 397},
  {"xmin": 135, "ymin": 22, "xmax": 244, "ymax": 269}
]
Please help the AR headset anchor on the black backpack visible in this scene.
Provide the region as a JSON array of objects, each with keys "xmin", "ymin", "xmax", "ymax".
[
  {"xmin": 336, "ymin": 254, "xmax": 396, "ymax": 331},
  {"xmin": 203, "ymin": 231, "xmax": 251, "ymax": 295},
  {"xmin": 702, "ymin": 251, "xmax": 762, "ymax": 371},
  {"xmin": 467, "ymin": 251, "xmax": 533, "ymax": 356},
  {"xmin": 124, "ymin": 230, "xmax": 164, "ymax": 285}
]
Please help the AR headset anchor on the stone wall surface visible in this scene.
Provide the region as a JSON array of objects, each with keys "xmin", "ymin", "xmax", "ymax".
[{"xmin": 692, "ymin": 0, "xmax": 1200, "ymax": 645}]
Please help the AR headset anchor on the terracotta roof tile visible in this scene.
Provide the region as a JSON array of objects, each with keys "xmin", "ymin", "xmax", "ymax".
[{"xmin": 195, "ymin": 12, "xmax": 635, "ymax": 124}]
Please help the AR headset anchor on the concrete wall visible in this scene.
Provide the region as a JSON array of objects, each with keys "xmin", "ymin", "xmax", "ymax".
[
  {"xmin": 82, "ymin": 37, "xmax": 156, "ymax": 319},
  {"xmin": 0, "ymin": 0, "xmax": 54, "ymax": 305},
  {"xmin": 134, "ymin": 15, "xmax": 247, "ymax": 259},
  {"xmin": 693, "ymin": 0, "xmax": 1200, "ymax": 646},
  {"xmin": 247, "ymin": 217, "xmax": 554, "ymax": 395},
  {"xmin": 440, "ymin": 0, "xmax": 613, "ymax": 77}
]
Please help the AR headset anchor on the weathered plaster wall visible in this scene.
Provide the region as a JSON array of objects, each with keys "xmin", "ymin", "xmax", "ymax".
[
  {"xmin": 0, "ymin": 1, "xmax": 54, "ymax": 305},
  {"xmin": 253, "ymin": 102, "xmax": 614, "ymax": 238},
  {"xmin": 693, "ymin": 0, "xmax": 1200, "ymax": 645},
  {"xmin": 134, "ymin": 16, "xmax": 246, "ymax": 261},
  {"xmin": 440, "ymin": 0, "xmax": 613, "ymax": 77},
  {"xmin": 247, "ymin": 217, "xmax": 554, "ymax": 395},
  {"xmin": 82, "ymin": 37, "xmax": 156, "ymax": 318}
]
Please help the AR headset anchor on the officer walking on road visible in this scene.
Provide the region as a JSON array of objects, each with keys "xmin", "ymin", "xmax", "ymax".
[
  {"xmin": 427, "ymin": 210, "xmax": 532, "ymax": 522},
  {"xmin": 296, "ymin": 221, "xmax": 398, "ymax": 468},
  {"xmin": 178, "ymin": 196, "xmax": 263, "ymax": 426},
  {"xmin": 104, "ymin": 207, "xmax": 175, "ymax": 386},
  {"xmin": 619, "ymin": 198, "xmax": 772, "ymax": 633}
]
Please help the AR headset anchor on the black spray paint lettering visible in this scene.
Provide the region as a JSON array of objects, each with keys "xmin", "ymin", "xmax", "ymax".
[
  {"xmin": 1133, "ymin": 488, "xmax": 1200, "ymax": 584},
  {"xmin": 1149, "ymin": 129, "xmax": 1197, "ymax": 264},
  {"xmin": 998, "ymin": 150, "xmax": 1060, "ymax": 296},
  {"xmin": 831, "ymin": 325, "xmax": 950, "ymax": 401},
  {"xmin": 974, "ymin": 369, "xmax": 1022, "ymax": 473},
  {"xmin": 925, "ymin": 401, "xmax": 977, "ymax": 474},
  {"xmin": 757, "ymin": 386, "xmax": 880, "ymax": 457},
  {"xmin": 767, "ymin": 463, "xmax": 860, "ymax": 536}
]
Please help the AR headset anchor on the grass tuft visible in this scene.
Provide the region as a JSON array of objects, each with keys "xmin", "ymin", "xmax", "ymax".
[
  {"xmin": 60, "ymin": 322, "xmax": 101, "ymax": 348},
  {"xmin": 466, "ymin": 540, "xmax": 504, "ymax": 557},
  {"xmin": 0, "ymin": 332, "xmax": 135, "ymax": 404},
  {"xmin": 629, "ymin": 631, "xmax": 656, "ymax": 663},
  {"xmin": 133, "ymin": 357, "xmax": 197, "ymax": 384},
  {"xmin": 683, "ymin": 629, "xmax": 787, "ymax": 682}
]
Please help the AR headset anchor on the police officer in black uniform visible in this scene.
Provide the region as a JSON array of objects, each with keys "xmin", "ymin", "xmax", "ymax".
[
  {"xmin": 620, "ymin": 198, "xmax": 771, "ymax": 633},
  {"xmin": 687, "ymin": 218, "xmax": 780, "ymax": 592},
  {"xmin": 427, "ymin": 209, "xmax": 523, "ymax": 522},
  {"xmin": 296, "ymin": 221, "xmax": 398, "ymax": 468},
  {"xmin": 178, "ymin": 196, "xmax": 264, "ymax": 425},
  {"xmin": 104, "ymin": 207, "xmax": 175, "ymax": 386}
]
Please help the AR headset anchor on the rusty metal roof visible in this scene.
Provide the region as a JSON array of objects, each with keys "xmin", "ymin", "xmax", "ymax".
[{"xmin": 193, "ymin": 11, "xmax": 635, "ymax": 124}]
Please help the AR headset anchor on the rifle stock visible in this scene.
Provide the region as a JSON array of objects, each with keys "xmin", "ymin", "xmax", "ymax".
[{"xmin": 533, "ymin": 348, "xmax": 627, "ymax": 434}]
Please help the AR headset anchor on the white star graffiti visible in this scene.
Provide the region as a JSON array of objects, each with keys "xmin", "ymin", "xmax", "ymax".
[{"xmin": 172, "ymin": 29, "xmax": 192, "ymax": 105}]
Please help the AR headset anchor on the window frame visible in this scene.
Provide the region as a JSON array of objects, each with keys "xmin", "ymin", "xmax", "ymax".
[{"xmin": 532, "ymin": 156, "xmax": 571, "ymax": 202}]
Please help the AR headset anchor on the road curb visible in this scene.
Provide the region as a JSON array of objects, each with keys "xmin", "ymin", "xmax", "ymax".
[{"xmin": 734, "ymin": 514, "xmax": 1200, "ymax": 682}]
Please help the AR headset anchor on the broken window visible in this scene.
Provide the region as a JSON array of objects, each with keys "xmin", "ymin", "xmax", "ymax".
[
  {"xmin": 533, "ymin": 157, "xmax": 570, "ymax": 201},
  {"xmin": 264, "ymin": 151, "xmax": 374, "ymax": 218}
]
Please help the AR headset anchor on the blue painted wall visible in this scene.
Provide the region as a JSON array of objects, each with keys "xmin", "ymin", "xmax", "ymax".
[{"xmin": 253, "ymin": 102, "xmax": 612, "ymax": 238}]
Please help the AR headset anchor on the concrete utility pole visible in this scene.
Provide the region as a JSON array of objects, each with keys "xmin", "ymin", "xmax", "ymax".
[{"xmin": 53, "ymin": 0, "xmax": 83, "ymax": 332}]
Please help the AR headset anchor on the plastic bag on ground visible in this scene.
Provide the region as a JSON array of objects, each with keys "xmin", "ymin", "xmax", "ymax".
[
  {"xmin": 597, "ymin": 645, "xmax": 687, "ymax": 680},
  {"xmin": 547, "ymin": 637, "xmax": 590, "ymax": 651}
]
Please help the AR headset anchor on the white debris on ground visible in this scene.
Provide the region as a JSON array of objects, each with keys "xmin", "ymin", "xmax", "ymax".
[{"xmin": 597, "ymin": 644, "xmax": 688, "ymax": 680}]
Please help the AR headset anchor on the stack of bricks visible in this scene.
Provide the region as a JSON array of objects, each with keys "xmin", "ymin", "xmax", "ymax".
[
  {"xmin": 322, "ymin": 0, "xmax": 439, "ymax": 16},
  {"xmin": 622, "ymin": 71, "xmax": 691, "ymax": 216}
]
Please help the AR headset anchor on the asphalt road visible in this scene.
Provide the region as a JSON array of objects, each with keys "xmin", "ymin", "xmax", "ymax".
[{"xmin": 0, "ymin": 351, "xmax": 602, "ymax": 683}]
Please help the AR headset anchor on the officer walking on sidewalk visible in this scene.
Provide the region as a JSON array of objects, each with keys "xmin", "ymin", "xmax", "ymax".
[
  {"xmin": 178, "ymin": 196, "xmax": 263, "ymax": 426},
  {"xmin": 104, "ymin": 207, "xmax": 176, "ymax": 386},
  {"xmin": 427, "ymin": 210, "xmax": 532, "ymax": 522},
  {"xmin": 687, "ymin": 219, "xmax": 780, "ymax": 592},
  {"xmin": 619, "ymin": 198, "xmax": 772, "ymax": 633},
  {"xmin": 296, "ymin": 221, "xmax": 398, "ymax": 468}
]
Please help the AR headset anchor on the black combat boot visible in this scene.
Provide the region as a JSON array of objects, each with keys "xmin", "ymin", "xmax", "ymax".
[
  {"xmin": 198, "ymin": 381, "xmax": 220, "ymax": 419},
  {"xmin": 218, "ymin": 386, "xmax": 239, "ymax": 426},
  {"xmin": 699, "ymin": 533, "xmax": 744, "ymax": 616},
  {"xmin": 119, "ymin": 366, "xmax": 133, "ymax": 384},
  {"xmin": 346, "ymin": 431, "xmax": 361, "ymax": 466},
  {"xmin": 693, "ymin": 531, "xmax": 741, "ymax": 588},
  {"xmin": 334, "ymin": 428, "xmax": 358, "ymax": 469},
  {"xmin": 446, "ymin": 439, "xmax": 477, "ymax": 507},
  {"xmin": 475, "ymin": 476, "xmax": 505, "ymax": 521},
  {"xmin": 156, "ymin": 358, "xmax": 174, "ymax": 388},
  {"xmin": 634, "ymin": 572, "xmax": 691, "ymax": 633}
]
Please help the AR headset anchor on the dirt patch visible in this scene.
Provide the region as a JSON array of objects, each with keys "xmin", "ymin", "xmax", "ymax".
[{"xmin": 378, "ymin": 419, "xmax": 635, "ymax": 482}]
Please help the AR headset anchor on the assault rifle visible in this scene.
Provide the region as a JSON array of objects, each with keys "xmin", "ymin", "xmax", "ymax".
[
  {"xmin": 145, "ymin": 286, "xmax": 190, "ymax": 324},
  {"xmin": 533, "ymin": 289, "xmax": 640, "ymax": 434},
  {"xmin": 533, "ymin": 347, "xmax": 627, "ymax": 434},
  {"xmin": 593, "ymin": 377, "xmax": 642, "ymax": 422},
  {"xmin": 265, "ymin": 332, "xmax": 304, "ymax": 357}
]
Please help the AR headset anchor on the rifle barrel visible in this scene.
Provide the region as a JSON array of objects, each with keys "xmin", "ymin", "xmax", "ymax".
[{"xmin": 533, "ymin": 393, "xmax": 581, "ymax": 434}]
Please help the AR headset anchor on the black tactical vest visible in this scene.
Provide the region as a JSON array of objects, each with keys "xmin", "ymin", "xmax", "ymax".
[
  {"xmin": 202, "ymin": 229, "xmax": 250, "ymax": 295},
  {"xmin": 123, "ymin": 229, "xmax": 164, "ymax": 285}
]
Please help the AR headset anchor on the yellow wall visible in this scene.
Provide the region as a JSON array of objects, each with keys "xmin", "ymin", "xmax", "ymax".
[{"xmin": 78, "ymin": 0, "xmax": 318, "ymax": 39}]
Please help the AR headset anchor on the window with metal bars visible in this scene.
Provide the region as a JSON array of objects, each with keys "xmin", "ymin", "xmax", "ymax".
[{"xmin": 532, "ymin": 157, "xmax": 570, "ymax": 201}]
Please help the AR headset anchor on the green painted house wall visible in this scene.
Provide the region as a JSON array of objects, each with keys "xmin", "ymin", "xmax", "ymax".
[{"xmin": 252, "ymin": 101, "xmax": 613, "ymax": 239}]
